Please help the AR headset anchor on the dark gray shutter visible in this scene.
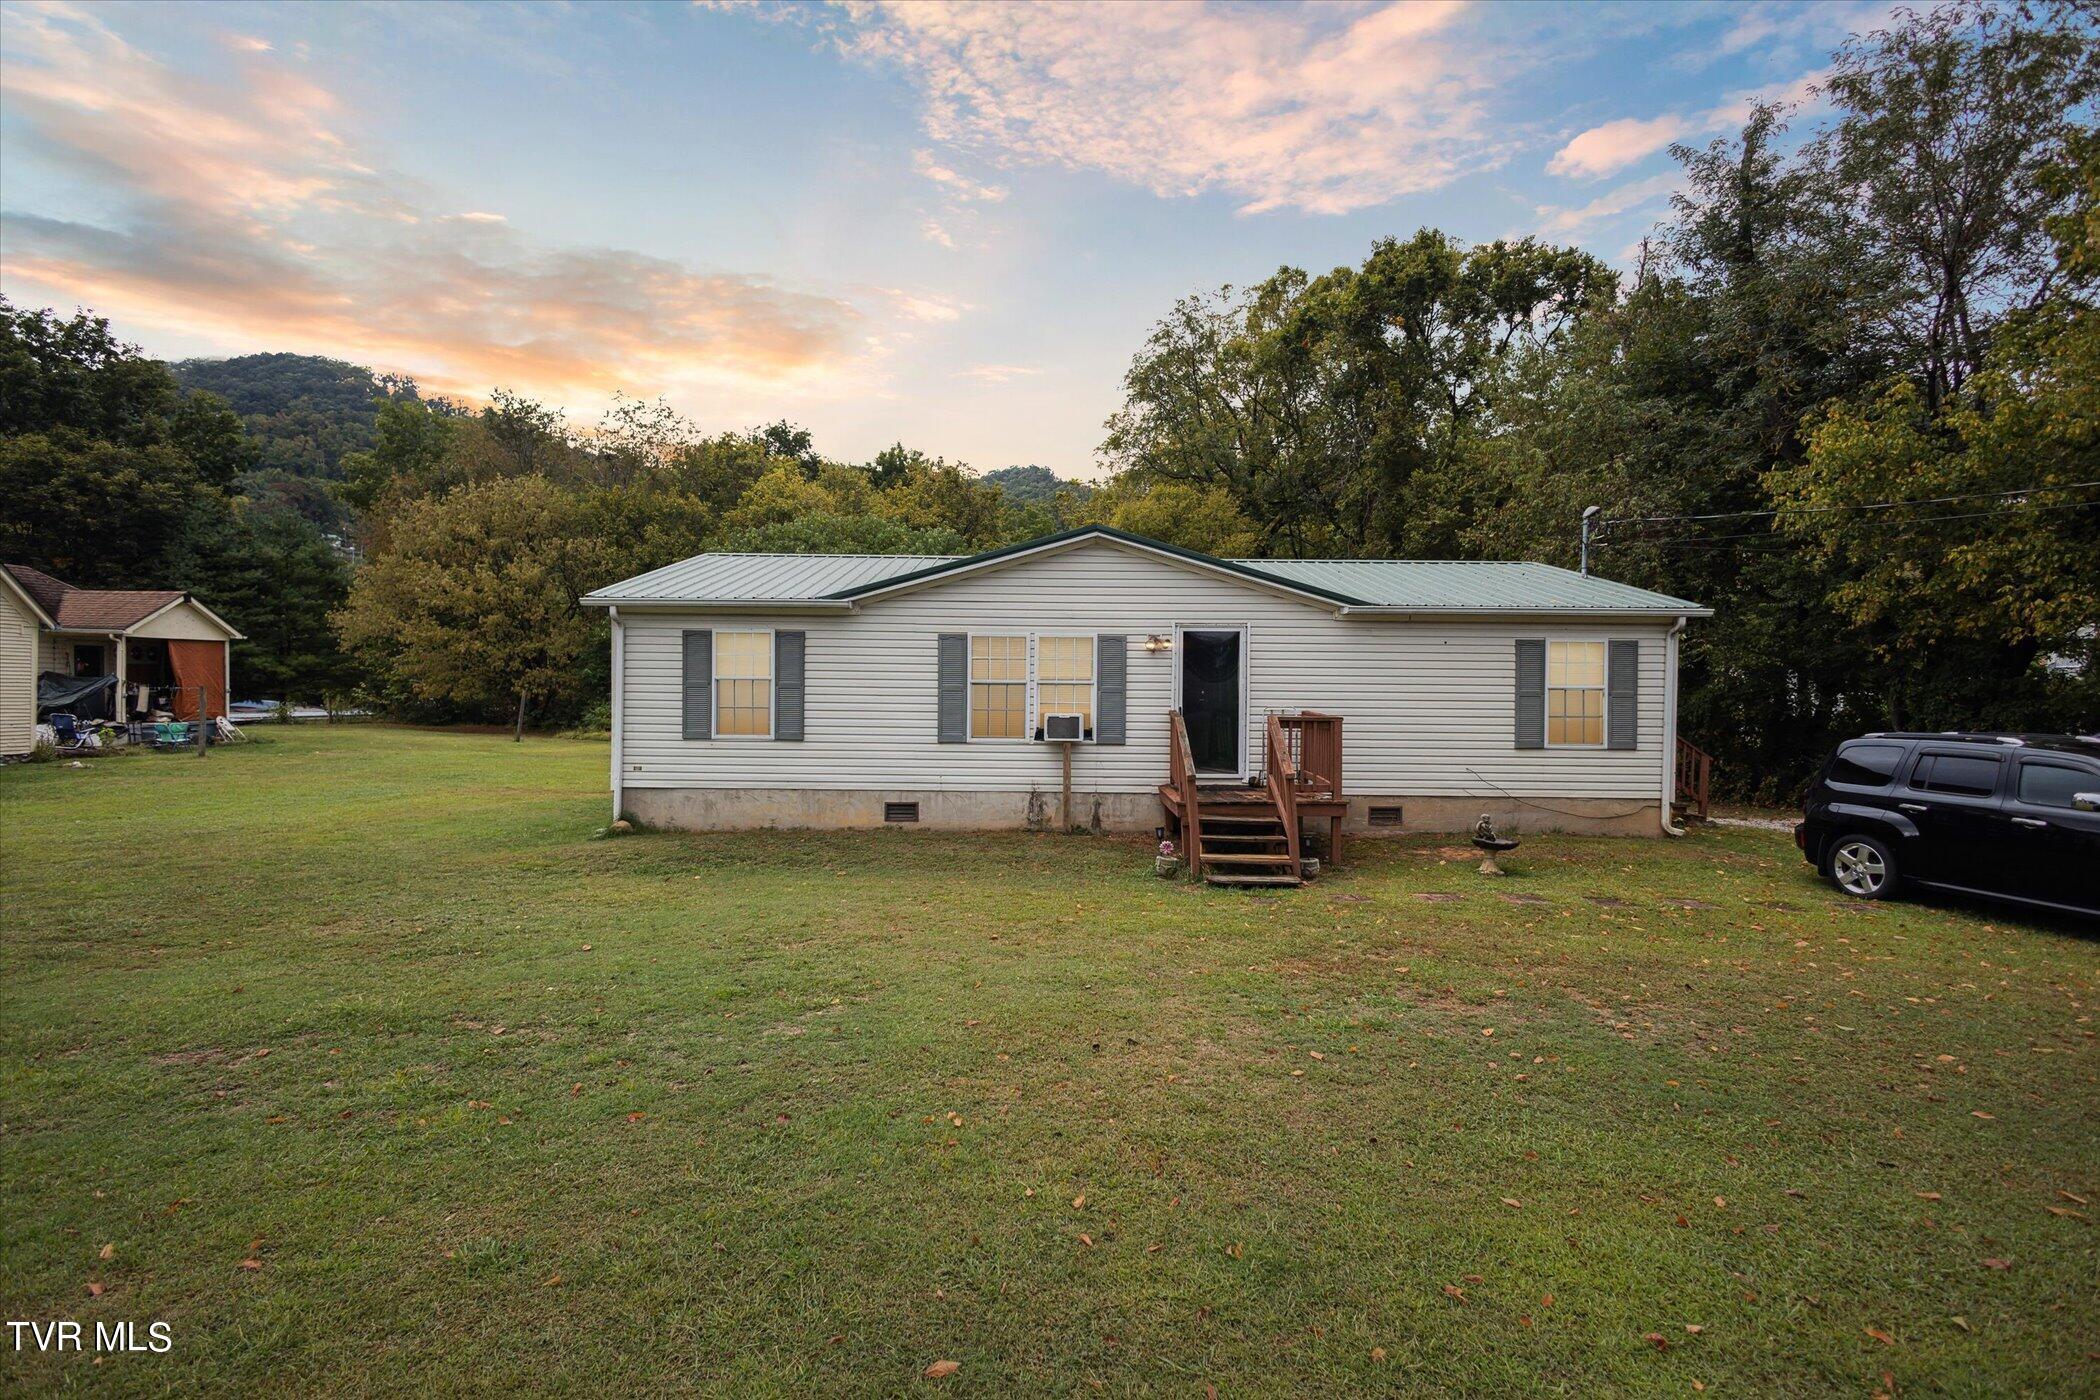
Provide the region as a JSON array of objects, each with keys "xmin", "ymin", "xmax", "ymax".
[
  {"xmin": 936, "ymin": 633, "xmax": 967, "ymax": 743},
  {"xmin": 682, "ymin": 630, "xmax": 713, "ymax": 740},
  {"xmin": 774, "ymin": 630, "xmax": 805, "ymax": 741},
  {"xmin": 1514, "ymin": 639, "xmax": 1545, "ymax": 750},
  {"xmin": 1095, "ymin": 635, "xmax": 1126, "ymax": 745},
  {"xmin": 1607, "ymin": 639, "xmax": 1639, "ymax": 750}
]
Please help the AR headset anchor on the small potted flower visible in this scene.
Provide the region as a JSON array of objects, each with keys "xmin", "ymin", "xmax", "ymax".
[{"xmin": 1155, "ymin": 839, "xmax": 1180, "ymax": 878}]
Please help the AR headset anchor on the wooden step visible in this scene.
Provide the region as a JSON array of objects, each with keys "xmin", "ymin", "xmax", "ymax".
[
  {"xmin": 1198, "ymin": 831, "xmax": 1286, "ymax": 844},
  {"xmin": 1197, "ymin": 813, "xmax": 1284, "ymax": 825},
  {"xmin": 1201, "ymin": 852, "xmax": 1294, "ymax": 865},
  {"xmin": 1204, "ymin": 873, "xmax": 1303, "ymax": 886}
]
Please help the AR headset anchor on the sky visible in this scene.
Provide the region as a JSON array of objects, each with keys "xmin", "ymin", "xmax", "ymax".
[{"xmin": 0, "ymin": 0, "xmax": 1888, "ymax": 479}]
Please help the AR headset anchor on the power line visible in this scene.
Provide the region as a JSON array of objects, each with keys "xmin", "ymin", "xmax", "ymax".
[
  {"xmin": 1596, "ymin": 479, "xmax": 2100, "ymax": 530},
  {"xmin": 1598, "ymin": 498, "xmax": 2100, "ymax": 548}
]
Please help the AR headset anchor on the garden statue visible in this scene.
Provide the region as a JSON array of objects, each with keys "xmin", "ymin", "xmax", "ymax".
[{"xmin": 1472, "ymin": 813, "xmax": 1520, "ymax": 876}]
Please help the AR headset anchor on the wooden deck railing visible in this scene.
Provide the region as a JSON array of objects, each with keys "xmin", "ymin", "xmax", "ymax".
[
  {"xmin": 1263, "ymin": 713, "xmax": 1303, "ymax": 874},
  {"xmin": 1274, "ymin": 711, "xmax": 1343, "ymax": 798},
  {"xmin": 1675, "ymin": 737, "xmax": 1713, "ymax": 822},
  {"xmin": 1169, "ymin": 710, "xmax": 1205, "ymax": 874}
]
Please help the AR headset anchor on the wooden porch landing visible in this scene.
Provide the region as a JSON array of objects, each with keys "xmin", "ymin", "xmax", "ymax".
[{"xmin": 1163, "ymin": 710, "xmax": 1345, "ymax": 887}]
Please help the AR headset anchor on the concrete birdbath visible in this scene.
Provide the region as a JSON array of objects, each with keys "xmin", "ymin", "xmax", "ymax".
[{"xmin": 1472, "ymin": 814, "xmax": 1520, "ymax": 876}]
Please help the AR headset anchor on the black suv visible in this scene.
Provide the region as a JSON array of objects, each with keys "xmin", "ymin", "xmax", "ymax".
[{"xmin": 1796, "ymin": 733, "xmax": 2100, "ymax": 918}]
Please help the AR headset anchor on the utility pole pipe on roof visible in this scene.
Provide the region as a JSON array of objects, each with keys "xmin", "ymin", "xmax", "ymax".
[{"xmin": 1579, "ymin": 505, "xmax": 1602, "ymax": 576}]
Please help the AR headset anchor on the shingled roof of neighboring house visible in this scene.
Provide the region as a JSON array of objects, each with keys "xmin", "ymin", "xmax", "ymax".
[{"xmin": 2, "ymin": 564, "xmax": 236, "ymax": 634}]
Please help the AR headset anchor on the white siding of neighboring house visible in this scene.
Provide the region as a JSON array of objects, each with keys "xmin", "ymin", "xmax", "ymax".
[
  {"xmin": 615, "ymin": 538, "xmax": 1677, "ymax": 804},
  {"xmin": 129, "ymin": 599, "xmax": 236, "ymax": 641},
  {"xmin": 0, "ymin": 585, "xmax": 37, "ymax": 755}
]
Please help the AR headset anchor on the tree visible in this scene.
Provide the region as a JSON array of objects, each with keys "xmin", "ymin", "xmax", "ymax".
[
  {"xmin": 1818, "ymin": 2, "xmax": 2099, "ymax": 407},
  {"xmin": 1774, "ymin": 306, "xmax": 2100, "ymax": 678},
  {"xmin": 339, "ymin": 399, "xmax": 460, "ymax": 514},
  {"xmin": 0, "ymin": 299, "xmax": 253, "ymax": 586},
  {"xmin": 168, "ymin": 503, "xmax": 356, "ymax": 708},
  {"xmin": 335, "ymin": 476, "xmax": 608, "ymax": 738},
  {"xmin": 1102, "ymin": 232, "xmax": 1615, "ymax": 557}
]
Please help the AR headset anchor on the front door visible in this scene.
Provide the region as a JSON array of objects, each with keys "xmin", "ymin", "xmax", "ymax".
[{"xmin": 1179, "ymin": 629, "xmax": 1243, "ymax": 777}]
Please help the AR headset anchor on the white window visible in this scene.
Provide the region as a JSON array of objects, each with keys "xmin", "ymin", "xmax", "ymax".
[
  {"xmin": 1034, "ymin": 634, "xmax": 1095, "ymax": 739},
  {"xmin": 714, "ymin": 629, "xmax": 773, "ymax": 737},
  {"xmin": 970, "ymin": 635, "xmax": 1028, "ymax": 740},
  {"xmin": 1547, "ymin": 640, "xmax": 1605, "ymax": 747}
]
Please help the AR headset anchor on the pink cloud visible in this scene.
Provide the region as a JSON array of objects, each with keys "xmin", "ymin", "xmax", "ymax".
[
  {"xmin": 0, "ymin": 6, "xmax": 913, "ymax": 408},
  {"xmin": 796, "ymin": 0, "xmax": 1504, "ymax": 216},
  {"xmin": 1547, "ymin": 115, "xmax": 1689, "ymax": 180}
]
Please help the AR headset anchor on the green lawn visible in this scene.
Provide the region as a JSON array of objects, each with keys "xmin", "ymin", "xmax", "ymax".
[{"xmin": 2, "ymin": 727, "xmax": 2094, "ymax": 1395}]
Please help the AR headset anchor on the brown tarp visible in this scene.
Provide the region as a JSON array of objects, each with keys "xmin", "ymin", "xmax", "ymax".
[{"xmin": 166, "ymin": 640, "xmax": 227, "ymax": 720}]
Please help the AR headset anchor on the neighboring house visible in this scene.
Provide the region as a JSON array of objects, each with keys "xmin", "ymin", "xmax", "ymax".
[
  {"xmin": 584, "ymin": 526, "xmax": 1712, "ymax": 861},
  {"xmin": 0, "ymin": 564, "xmax": 244, "ymax": 755}
]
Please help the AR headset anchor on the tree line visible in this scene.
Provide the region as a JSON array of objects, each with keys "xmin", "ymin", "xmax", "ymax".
[{"xmin": 1, "ymin": 3, "xmax": 2090, "ymax": 793}]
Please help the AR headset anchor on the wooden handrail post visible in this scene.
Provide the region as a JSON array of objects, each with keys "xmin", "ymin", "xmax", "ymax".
[{"xmin": 1264, "ymin": 713, "xmax": 1301, "ymax": 875}]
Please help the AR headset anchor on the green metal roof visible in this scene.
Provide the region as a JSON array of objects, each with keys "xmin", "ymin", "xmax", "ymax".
[
  {"xmin": 584, "ymin": 525, "xmax": 1709, "ymax": 616},
  {"xmin": 1235, "ymin": 558, "xmax": 1707, "ymax": 614}
]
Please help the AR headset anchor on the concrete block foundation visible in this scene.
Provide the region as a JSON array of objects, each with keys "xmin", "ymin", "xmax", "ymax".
[{"xmin": 620, "ymin": 787, "xmax": 1666, "ymax": 837}]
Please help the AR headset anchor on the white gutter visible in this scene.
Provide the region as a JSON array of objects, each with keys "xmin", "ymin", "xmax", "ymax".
[
  {"xmin": 1660, "ymin": 615, "xmax": 1689, "ymax": 837},
  {"xmin": 609, "ymin": 605, "xmax": 625, "ymax": 822}
]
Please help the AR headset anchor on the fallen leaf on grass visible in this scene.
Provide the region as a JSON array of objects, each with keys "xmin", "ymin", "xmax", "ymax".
[
  {"xmin": 543, "ymin": 1272, "xmax": 563, "ymax": 1287},
  {"xmin": 1981, "ymin": 1257, "xmax": 2011, "ymax": 1270},
  {"xmin": 1915, "ymin": 1191, "xmax": 1942, "ymax": 1201},
  {"xmin": 925, "ymin": 1359, "xmax": 960, "ymax": 1379},
  {"xmin": 1225, "ymin": 1242, "xmax": 1244, "ymax": 1260},
  {"xmin": 238, "ymin": 1259, "xmax": 261, "ymax": 1271},
  {"xmin": 1370, "ymin": 1347, "xmax": 1387, "ymax": 1361},
  {"xmin": 85, "ymin": 1281, "xmax": 104, "ymax": 1298},
  {"xmin": 1644, "ymin": 1332, "xmax": 1670, "ymax": 1352},
  {"xmin": 1685, "ymin": 1324, "xmax": 1704, "ymax": 1334},
  {"xmin": 1971, "ymin": 1111, "xmax": 1995, "ymax": 1120},
  {"xmin": 1308, "ymin": 1051, "xmax": 1326, "ymax": 1061},
  {"xmin": 2060, "ymin": 1190, "xmax": 2090, "ymax": 1205},
  {"xmin": 1950, "ymin": 1316, "xmax": 1970, "ymax": 1332},
  {"xmin": 98, "ymin": 1243, "xmax": 114, "ymax": 1261},
  {"xmin": 626, "ymin": 1112, "xmax": 646, "ymax": 1123},
  {"xmin": 1501, "ymin": 1198, "xmax": 1523, "ymax": 1209},
  {"xmin": 1864, "ymin": 1327, "xmax": 1895, "ymax": 1345},
  {"xmin": 2045, "ymin": 1205, "xmax": 2089, "ymax": 1220},
  {"xmin": 1072, "ymin": 1194, "xmax": 1085, "ymax": 1209},
  {"xmin": 1077, "ymin": 1233, "xmax": 1093, "ymax": 1248},
  {"xmin": 1442, "ymin": 1284, "xmax": 1466, "ymax": 1302}
]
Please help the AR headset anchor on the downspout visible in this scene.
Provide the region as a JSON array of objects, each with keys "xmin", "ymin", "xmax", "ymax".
[
  {"xmin": 1660, "ymin": 615, "xmax": 1688, "ymax": 836},
  {"xmin": 609, "ymin": 605, "xmax": 625, "ymax": 822}
]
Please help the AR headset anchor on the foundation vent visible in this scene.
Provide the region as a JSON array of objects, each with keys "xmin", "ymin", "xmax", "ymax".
[
  {"xmin": 1367, "ymin": 805, "xmax": 1404, "ymax": 828},
  {"xmin": 884, "ymin": 801, "xmax": 921, "ymax": 824}
]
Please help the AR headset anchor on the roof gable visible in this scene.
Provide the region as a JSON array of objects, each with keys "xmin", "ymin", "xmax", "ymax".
[
  {"xmin": 0, "ymin": 563, "xmax": 243, "ymax": 635},
  {"xmin": 829, "ymin": 527, "xmax": 1361, "ymax": 608}
]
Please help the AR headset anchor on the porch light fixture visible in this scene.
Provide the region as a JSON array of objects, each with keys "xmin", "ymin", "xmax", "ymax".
[{"xmin": 1144, "ymin": 634, "xmax": 1173, "ymax": 653}]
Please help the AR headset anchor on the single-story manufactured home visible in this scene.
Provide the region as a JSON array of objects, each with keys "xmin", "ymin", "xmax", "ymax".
[
  {"xmin": 583, "ymin": 526, "xmax": 1711, "ymax": 881},
  {"xmin": 1, "ymin": 564, "xmax": 243, "ymax": 756}
]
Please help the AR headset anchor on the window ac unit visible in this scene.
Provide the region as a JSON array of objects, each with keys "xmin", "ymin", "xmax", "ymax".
[{"xmin": 1041, "ymin": 712, "xmax": 1086, "ymax": 742}]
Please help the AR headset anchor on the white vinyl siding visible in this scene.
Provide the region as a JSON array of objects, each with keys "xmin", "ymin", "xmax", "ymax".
[
  {"xmin": 0, "ymin": 586, "xmax": 37, "ymax": 755},
  {"xmin": 616, "ymin": 538, "xmax": 1673, "ymax": 797}
]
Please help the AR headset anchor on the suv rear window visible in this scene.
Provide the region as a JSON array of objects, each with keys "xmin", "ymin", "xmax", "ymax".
[
  {"xmin": 2016, "ymin": 761, "xmax": 2097, "ymax": 809},
  {"xmin": 1828, "ymin": 742, "xmax": 1906, "ymax": 788},
  {"xmin": 1910, "ymin": 752, "xmax": 2003, "ymax": 798}
]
